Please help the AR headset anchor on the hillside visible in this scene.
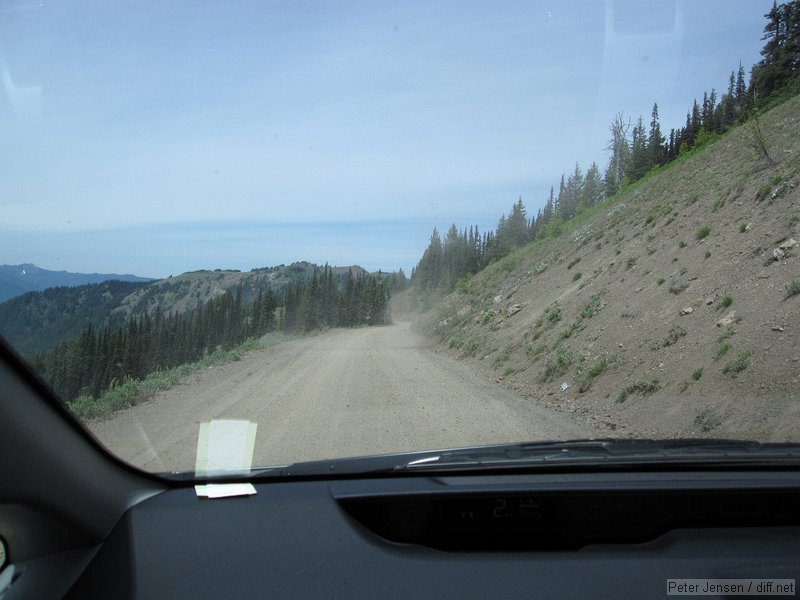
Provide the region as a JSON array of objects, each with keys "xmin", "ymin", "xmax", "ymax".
[
  {"xmin": 0, "ymin": 263, "xmax": 152, "ymax": 303},
  {"xmin": 419, "ymin": 95, "xmax": 800, "ymax": 443},
  {"xmin": 0, "ymin": 261, "xmax": 367, "ymax": 356},
  {"xmin": 116, "ymin": 262, "xmax": 366, "ymax": 319}
]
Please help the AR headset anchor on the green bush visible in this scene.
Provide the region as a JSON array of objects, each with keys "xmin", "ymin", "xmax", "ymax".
[
  {"xmin": 617, "ymin": 379, "xmax": 660, "ymax": 403},
  {"xmin": 714, "ymin": 343, "xmax": 732, "ymax": 360},
  {"xmin": 722, "ymin": 350, "xmax": 751, "ymax": 377},
  {"xmin": 546, "ymin": 303, "xmax": 562, "ymax": 324},
  {"xmin": 716, "ymin": 295, "xmax": 733, "ymax": 310},
  {"xmin": 541, "ymin": 346, "xmax": 574, "ymax": 382},
  {"xmin": 696, "ymin": 226, "xmax": 711, "ymax": 239}
]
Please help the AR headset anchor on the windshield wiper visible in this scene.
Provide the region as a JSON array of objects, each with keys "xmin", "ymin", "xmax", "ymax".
[
  {"xmin": 174, "ymin": 439, "xmax": 800, "ymax": 481},
  {"xmin": 395, "ymin": 439, "xmax": 800, "ymax": 472}
]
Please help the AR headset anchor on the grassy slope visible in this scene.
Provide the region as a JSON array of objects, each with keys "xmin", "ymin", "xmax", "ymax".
[{"xmin": 422, "ymin": 95, "xmax": 800, "ymax": 442}]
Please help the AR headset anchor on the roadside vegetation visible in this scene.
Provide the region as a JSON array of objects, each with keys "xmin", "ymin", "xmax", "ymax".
[{"xmin": 68, "ymin": 333, "xmax": 287, "ymax": 420}]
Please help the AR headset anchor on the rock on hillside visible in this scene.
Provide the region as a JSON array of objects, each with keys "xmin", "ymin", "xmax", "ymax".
[{"xmin": 421, "ymin": 95, "xmax": 800, "ymax": 443}]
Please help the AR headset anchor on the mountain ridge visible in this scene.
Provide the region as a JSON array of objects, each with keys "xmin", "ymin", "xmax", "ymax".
[
  {"xmin": 0, "ymin": 261, "xmax": 371, "ymax": 356},
  {"xmin": 0, "ymin": 263, "xmax": 153, "ymax": 304}
]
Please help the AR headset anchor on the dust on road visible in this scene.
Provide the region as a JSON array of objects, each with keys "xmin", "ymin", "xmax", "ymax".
[{"xmin": 89, "ymin": 322, "xmax": 596, "ymax": 472}]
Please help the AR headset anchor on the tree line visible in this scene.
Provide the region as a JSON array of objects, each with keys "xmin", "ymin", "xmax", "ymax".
[
  {"xmin": 32, "ymin": 265, "xmax": 401, "ymax": 403},
  {"xmin": 413, "ymin": 1, "xmax": 800, "ymax": 292}
]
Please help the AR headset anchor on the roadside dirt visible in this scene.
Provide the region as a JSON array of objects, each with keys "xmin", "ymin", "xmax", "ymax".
[{"xmin": 89, "ymin": 322, "xmax": 596, "ymax": 473}]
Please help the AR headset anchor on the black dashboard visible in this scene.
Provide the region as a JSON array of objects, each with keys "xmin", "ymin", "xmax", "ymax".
[
  {"xmin": 64, "ymin": 471, "xmax": 800, "ymax": 599},
  {"xmin": 1, "ymin": 344, "xmax": 799, "ymax": 599}
]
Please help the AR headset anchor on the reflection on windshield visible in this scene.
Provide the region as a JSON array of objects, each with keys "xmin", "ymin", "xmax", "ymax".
[{"xmin": 1, "ymin": 1, "xmax": 799, "ymax": 474}]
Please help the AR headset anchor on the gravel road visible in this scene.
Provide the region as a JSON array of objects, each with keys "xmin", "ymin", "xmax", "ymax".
[{"xmin": 89, "ymin": 322, "xmax": 596, "ymax": 473}]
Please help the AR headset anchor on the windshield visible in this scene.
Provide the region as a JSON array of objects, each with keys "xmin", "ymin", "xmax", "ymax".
[{"xmin": 1, "ymin": 0, "xmax": 798, "ymax": 477}]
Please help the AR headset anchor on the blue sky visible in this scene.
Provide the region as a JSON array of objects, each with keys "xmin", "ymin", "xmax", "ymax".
[{"xmin": 0, "ymin": 0, "xmax": 772, "ymax": 277}]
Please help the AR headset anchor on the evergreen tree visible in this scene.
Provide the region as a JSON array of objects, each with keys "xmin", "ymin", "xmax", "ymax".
[
  {"xmin": 648, "ymin": 103, "xmax": 665, "ymax": 167},
  {"xmin": 626, "ymin": 116, "xmax": 650, "ymax": 181},
  {"xmin": 581, "ymin": 162, "xmax": 604, "ymax": 208}
]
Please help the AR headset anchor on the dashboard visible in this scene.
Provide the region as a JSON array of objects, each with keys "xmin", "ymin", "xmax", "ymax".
[{"xmin": 1, "ymin": 343, "xmax": 799, "ymax": 599}]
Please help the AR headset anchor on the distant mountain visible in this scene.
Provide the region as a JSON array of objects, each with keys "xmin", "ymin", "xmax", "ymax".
[
  {"xmin": 0, "ymin": 280, "xmax": 152, "ymax": 357},
  {"xmin": 0, "ymin": 263, "xmax": 153, "ymax": 303},
  {"xmin": 0, "ymin": 261, "xmax": 368, "ymax": 356}
]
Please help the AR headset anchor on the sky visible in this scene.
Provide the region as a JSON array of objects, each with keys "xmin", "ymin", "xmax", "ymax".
[{"xmin": 0, "ymin": 0, "xmax": 773, "ymax": 278}]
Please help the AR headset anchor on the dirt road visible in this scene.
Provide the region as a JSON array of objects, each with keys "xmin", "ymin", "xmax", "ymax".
[{"xmin": 89, "ymin": 322, "xmax": 596, "ymax": 473}]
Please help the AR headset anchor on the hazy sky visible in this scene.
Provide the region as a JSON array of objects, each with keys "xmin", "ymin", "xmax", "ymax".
[{"xmin": 0, "ymin": 0, "xmax": 772, "ymax": 277}]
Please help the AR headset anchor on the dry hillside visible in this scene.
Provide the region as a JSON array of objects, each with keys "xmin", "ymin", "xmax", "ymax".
[{"xmin": 417, "ymin": 95, "xmax": 800, "ymax": 443}]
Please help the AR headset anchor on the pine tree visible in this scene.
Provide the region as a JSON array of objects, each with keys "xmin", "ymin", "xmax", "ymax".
[
  {"xmin": 581, "ymin": 162, "xmax": 604, "ymax": 208},
  {"xmin": 648, "ymin": 103, "xmax": 665, "ymax": 167},
  {"xmin": 626, "ymin": 116, "xmax": 650, "ymax": 181}
]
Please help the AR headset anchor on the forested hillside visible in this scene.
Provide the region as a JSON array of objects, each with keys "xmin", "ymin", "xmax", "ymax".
[
  {"xmin": 413, "ymin": 0, "xmax": 800, "ymax": 295},
  {"xmin": 28, "ymin": 264, "xmax": 403, "ymax": 404},
  {"xmin": 412, "ymin": 2, "xmax": 800, "ymax": 442},
  {"xmin": 0, "ymin": 261, "xmax": 401, "ymax": 355},
  {"xmin": 0, "ymin": 280, "xmax": 150, "ymax": 356}
]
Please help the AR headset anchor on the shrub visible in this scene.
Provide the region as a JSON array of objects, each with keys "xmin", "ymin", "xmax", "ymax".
[
  {"xmin": 692, "ymin": 368, "xmax": 704, "ymax": 381},
  {"xmin": 581, "ymin": 295, "xmax": 602, "ymax": 318},
  {"xmin": 668, "ymin": 279, "xmax": 689, "ymax": 294},
  {"xmin": 722, "ymin": 350, "xmax": 751, "ymax": 377},
  {"xmin": 704, "ymin": 250, "xmax": 711, "ymax": 259},
  {"xmin": 572, "ymin": 271, "xmax": 582, "ymax": 281},
  {"xmin": 576, "ymin": 358, "xmax": 608, "ymax": 392},
  {"xmin": 694, "ymin": 408, "xmax": 721, "ymax": 432},
  {"xmin": 714, "ymin": 343, "xmax": 732, "ymax": 360},
  {"xmin": 679, "ymin": 240, "xmax": 687, "ymax": 248},
  {"xmin": 541, "ymin": 346, "xmax": 574, "ymax": 382},
  {"xmin": 756, "ymin": 183, "xmax": 771, "ymax": 203},
  {"xmin": 786, "ymin": 281, "xmax": 800, "ymax": 298},
  {"xmin": 546, "ymin": 303, "xmax": 562, "ymax": 323},
  {"xmin": 716, "ymin": 295, "xmax": 733, "ymax": 310},
  {"xmin": 567, "ymin": 257, "xmax": 581, "ymax": 269},
  {"xmin": 462, "ymin": 338, "xmax": 481, "ymax": 356},
  {"xmin": 456, "ymin": 274, "xmax": 473, "ymax": 294},
  {"xmin": 656, "ymin": 278, "xmax": 665, "ymax": 285},
  {"xmin": 626, "ymin": 257, "xmax": 638, "ymax": 270},
  {"xmin": 696, "ymin": 226, "xmax": 711, "ymax": 240},
  {"xmin": 739, "ymin": 223, "xmax": 747, "ymax": 233},
  {"xmin": 527, "ymin": 344, "xmax": 548, "ymax": 362},
  {"xmin": 650, "ymin": 325, "xmax": 687, "ymax": 349},
  {"xmin": 617, "ymin": 379, "xmax": 660, "ymax": 403},
  {"xmin": 494, "ymin": 353, "xmax": 510, "ymax": 365},
  {"xmin": 560, "ymin": 317, "xmax": 582, "ymax": 340}
]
